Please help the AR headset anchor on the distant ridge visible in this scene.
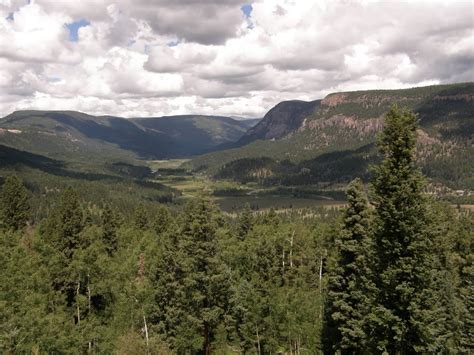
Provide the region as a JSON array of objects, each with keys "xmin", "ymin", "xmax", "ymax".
[
  {"xmin": 189, "ymin": 82, "xmax": 474, "ymax": 190},
  {"xmin": 0, "ymin": 111, "xmax": 260, "ymax": 161}
]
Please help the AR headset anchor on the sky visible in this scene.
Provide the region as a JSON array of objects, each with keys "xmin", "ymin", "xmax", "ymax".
[{"xmin": 0, "ymin": 0, "xmax": 473, "ymax": 118}]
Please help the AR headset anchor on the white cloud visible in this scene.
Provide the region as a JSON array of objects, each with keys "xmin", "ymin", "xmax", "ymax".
[{"xmin": 0, "ymin": 0, "xmax": 472, "ymax": 118}]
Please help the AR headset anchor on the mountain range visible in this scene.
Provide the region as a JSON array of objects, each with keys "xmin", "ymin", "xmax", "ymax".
[
  {"xmin": 0, "ymin": 111, "xmax": 259, "ymax": 162},
  {"xmin": 1, "ymin": 82, "xmax": 472, "ymax": 192},
  {"xmin": 190, "ymin": 82, "xmax": 474, "ymax": 190}
]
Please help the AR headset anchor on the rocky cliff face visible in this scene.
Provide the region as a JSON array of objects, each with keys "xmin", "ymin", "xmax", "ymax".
[
  {"xmin": 190, "ymin": 82, "xmax": 474, "ymax": 190},
  {"xmin": 238, "ymin": 84, "xmax": 473, "ymax": 151},
  {"xmin": 296, "ymin": 83, "xmax": 474, "ymax": 153},
  {"xmin": 237, "ymin": 99, "xmax": 320, "ymax": 145}
]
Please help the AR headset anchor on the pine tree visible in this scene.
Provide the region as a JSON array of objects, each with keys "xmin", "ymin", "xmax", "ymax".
[
  {"xmin": 151, "ymin": 205, "xmax": 172, "ymax": 235},
  {"xmin": 0, "ymin": 175, "xmax": 30, "ymax": 231},
  {"xmin": 323, "ymin": 178, "xmax": 375, "ymax": 353},
  {"xmin": 370, "ymin": 106, "xmax": 441, "ymax": 353},
  {"xmin": 45, "ymin": 187, "xmax": 84, "ymax": 259},
  {"xmin": 101, "ymin": 204, "xmax": 118, "ymax": 255},
  {"xmin": 154, "ymin": 198, "xmax": 230, "ymax": 354},
  {"xmin": 41, "ymin": 187, "xmax": 85, "ymax": 323},
  {"xmin": 237, "ymin": 203, "xmax": 253, "ymax": 240},
  {"xmin": 457, "ymin": 213, "xmax": 474, "ymax": 352},
  {"xmin": 133, "ymin": 203, "xmax": 149, "ymax": 230}
]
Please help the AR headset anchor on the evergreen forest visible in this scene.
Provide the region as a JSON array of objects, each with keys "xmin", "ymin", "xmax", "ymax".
[{"xmin": 1, "ymin": 107, "xmax": 473, "ymax": 354}]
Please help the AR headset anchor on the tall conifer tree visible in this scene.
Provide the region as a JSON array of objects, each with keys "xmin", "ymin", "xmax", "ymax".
[
  {"xmin": 323, "ymin": 178, "xmax": 375, "ymax": 353},
  {"xmin": 154, "ymin": 199, "xmax": 229, "ymax": 354},
  {"xmin": 133, "ymin": 203, "xmax": 149, "ymax": 230},
  {"xmin": 46, "ymin": 187, "xmax": 84, "ymax": 258},
  {"xmin": 101, "ymin": 204, "xmax": 119, "ymax": 255},
  {"xmin": 0, "ymin": 175, "xmax": 30, "ymax": 231},
  {"xmin": 370, "ymin": 106, "xmax": 441, "ymax": 353}
]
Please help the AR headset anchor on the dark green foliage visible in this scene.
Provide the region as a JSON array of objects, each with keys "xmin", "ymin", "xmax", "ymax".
[
  {"xmin": 430, "ymin": 204, "xmax": 474, "ymax": 352},
  {"xmin": 215, "ymin": 157, "xmax": 288, "ymax": 184},
  {"xmin": 321, "ymin": 106, "xmax": 471, "ymax": 353},
  {"xmin": 133, "ymin": 203, "xmax": 149, "ymax": 230},
  {"xmin": 370, "ymin": 106, "xmax": 442, "ymax": 353},
  {"xmin": 108, "ymin": 162, "xmax": 152, "ymax": 179},
  {"xmin": 0, "ymin": 175, "xmax": 30, "ymax": 231},
  {"xmin": 237, "ymin": 203, "xmax": 253, "ymax": 240},
  {"xmin": 153, "ymin": 199, "xmax": 230, "ymax": 354},
  {"xmin": 323, "ymin": 178, "xmax": 376, "ymax": 353},
  {"xmin": 0, "ymin": 119, "xmax": 472, "ymax": 353},
  {"xmin": 101, "ymin": 204, "xmax": 120, "ymax": 255},
  {"xmin": 0, "ymin": 143, "xmax": 176, "ymax": 223},
  {"xmin": 43, "ymin": 187, "xmax": 84, "ymax": 258},
  {"xmin": 151, "ymin": 205, "xmax": 172, "ymax": 235}
]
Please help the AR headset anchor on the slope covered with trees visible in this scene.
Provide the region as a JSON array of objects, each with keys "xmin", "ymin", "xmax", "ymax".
[
  {"xmin": 190, "ymin": 83, "xmax": 474, "ymax": 191},
  {"xmin": 1, "ymin": 106, "xmax": 472, "ymax": 354},
  {"xmin": 0, "ymin": 111, "xmax": 259, "ymax": 161}
]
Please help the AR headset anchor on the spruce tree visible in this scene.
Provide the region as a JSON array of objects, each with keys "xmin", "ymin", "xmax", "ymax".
[
  {"xmin": 323, "ymin": 178, "xmax": 375, "ymax": 353},
  {"xmin": 151, "ymin": 205, "xmax": 172, "ymax": 235},
  {"xmin": 46, "ymin": 187, "xmax": 84, "ymax": 259},
  {"xmin": 237, "ymin": 203, "xmax": 253, "ymax": 240},
  {"xmin": 101, "ymin": 204, "xmax": 118, "ymax": 255},
  {"xmin": 0, "ymin": 175, "xmax": 30, "ymax": 231},
  {"xmin": 133, "ymin": 203, "xmax": 149, "ymax": 230},
  {"xmin": 370, "ymin": 106, "xmax": 441, "ymax": 352},
  {"xmin": 154, "ymin": 199, "xmax": 230, "ymax": 354}
]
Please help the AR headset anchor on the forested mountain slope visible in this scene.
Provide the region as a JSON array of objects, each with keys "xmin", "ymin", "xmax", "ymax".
[
  {"xmin": 0, "ymin": 143, "xmax": 176, "ymax": 219},
  {"xmin": 1, "ymin": 107, "xmax": 472, "ymax": 353},
  {"xmin": 132, "ymin": 115, "xmax": 257, "ymax": 155},
  {"xmin": 190, "ymin": 83, "xmax": 474, "ymax": 189},
  {"xmin": 0, "ymin": 110, "xmax": 258, "ymax": 161}
]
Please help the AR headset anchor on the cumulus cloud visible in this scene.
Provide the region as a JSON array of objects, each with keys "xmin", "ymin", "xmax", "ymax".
[{"xmin": 0, "ymin": 0, "xmax": 472, "ymax": 118}]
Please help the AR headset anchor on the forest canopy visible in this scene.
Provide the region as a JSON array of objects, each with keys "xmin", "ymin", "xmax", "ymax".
[{"xmin": 1, "ymin": 107, "xmax": 472, "ymax": 354}]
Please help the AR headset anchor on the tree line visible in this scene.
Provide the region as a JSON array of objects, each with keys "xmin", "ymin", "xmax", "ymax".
[{"xmin": 0, "ymin": 106, "xmax": 472, "ymax": 354}]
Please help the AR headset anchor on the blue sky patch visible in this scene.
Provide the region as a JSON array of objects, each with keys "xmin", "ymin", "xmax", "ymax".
[
  {"xmin": 241, "ymin": 4, "xmax": 253, "ymax": 18},
  {"xmin": 167, "ymin": 40, "xmax": 180, "ymax": 47},
  {"xmin": 65, "ymin": 19, "xmax": 90, "ymax": 42}
]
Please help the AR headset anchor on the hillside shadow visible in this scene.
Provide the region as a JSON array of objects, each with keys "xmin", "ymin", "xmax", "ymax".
[
  {"xmin": 46, "ymin": 112, "xmax": 174, "ymax": 158},
  {"xmin": 0, "ymin": 144, "xmax": 123, "ymax": 182}
]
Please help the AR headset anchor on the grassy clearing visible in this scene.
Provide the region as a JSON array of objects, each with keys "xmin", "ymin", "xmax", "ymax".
[
  {"xmin": 148, "ymin": 159, "xmax": 191, "ymax": 170},
  {"xmin": 152, "ymin": 165, "xmax": 347, "ymax": 211},
  {"xmin": 148, "ymin": 160, "xmax": 350, "ymax": 211}
]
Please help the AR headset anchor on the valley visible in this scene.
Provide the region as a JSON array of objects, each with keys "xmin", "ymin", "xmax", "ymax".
[
  {"xmin": 2, "ymin": 2, "xmax": 473, "ymax": 353},
  {"xmin": 2, "ymin": 102, "xmax": 471, "ymax": 354},
  {"xmin": 0, "ymin": 82, "xmax": 472, "ymax": 212},
  {"xmin": 150, "ymin": 159, "xmax": 347, "ymax": 211}
]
